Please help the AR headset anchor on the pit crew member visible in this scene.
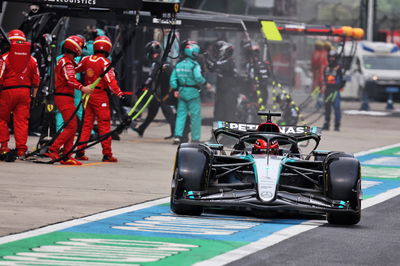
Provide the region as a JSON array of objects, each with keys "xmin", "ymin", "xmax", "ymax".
[
  {"xmin": 0, "ymin": 29, "xmax": 40, "ymax": 158},
  {"xmin": 75, "ymin": 36, "xmax": 126, "ymax": 162},
  {"xmin": 44, "ymin": 35, "xmax": 92, "ymax": 165}
]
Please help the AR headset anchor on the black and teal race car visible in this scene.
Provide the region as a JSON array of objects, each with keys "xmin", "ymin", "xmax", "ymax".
[{"xmin": 170, "ymin": 112, "xmax": 361, "ymax": 225}]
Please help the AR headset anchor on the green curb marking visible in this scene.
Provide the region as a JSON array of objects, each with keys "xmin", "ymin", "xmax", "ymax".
[
  {"xmin": 373, "ymin": 147, "xmax": 400, "ymax": 156},
  {"xmin": 362, "ymin": 166, "xmax": 400, "ymax": 179},
  {"xmin": 0, "ymin": 232, "xmax": 247, "ymax": 265}
]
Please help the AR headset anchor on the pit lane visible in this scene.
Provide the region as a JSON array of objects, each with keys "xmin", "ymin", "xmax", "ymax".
[{"xmin": 1, "ymin": 101, "xmax": 400, "ymax": 265}]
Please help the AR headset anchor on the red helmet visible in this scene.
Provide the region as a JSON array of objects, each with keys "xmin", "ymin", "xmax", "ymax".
[
  {"xmin": 253, "ymin": 139, "xmax": 279, "ymax": 154},
  {"xmin": 64, "ymin": 35, "xmax": 85, "ymax": 56},
  {"xmin": 93, "ymin": 36, "xmax": 112, "ymax": 54},
  {"xmin": 254, "ymin": 139, "xmax": 268, "ymax": 150},
  {"xmin": 8, "ymin": 29, "xmax": 26, "ymax": 43}
]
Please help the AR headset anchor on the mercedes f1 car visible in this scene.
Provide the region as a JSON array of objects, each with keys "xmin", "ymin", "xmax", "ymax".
[{"xmin": 170, "ymin": 112, "xmax": 361, "ymax": 225}]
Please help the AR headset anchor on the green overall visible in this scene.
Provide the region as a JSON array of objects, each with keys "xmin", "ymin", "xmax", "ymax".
[{"xmin": 170, "ymin": 57, "xmax": 206, "ymax": 141}]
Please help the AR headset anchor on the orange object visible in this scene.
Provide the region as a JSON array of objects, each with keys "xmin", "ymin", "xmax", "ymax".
[
  {"xmin": 341, "ymin": 26, "xmax": 353, "ymax": 37},
  {"xmin": 60, "ymin": 157, "xmax": 83, "ymax": 165},
  {"xmin": 352, "ymin": 28, "xmax": 365, "ymax": 39}
]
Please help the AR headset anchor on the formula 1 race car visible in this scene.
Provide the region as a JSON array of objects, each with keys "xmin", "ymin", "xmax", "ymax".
[{"xmin": 170, "ymin": 112, "xmax": 361, "ymax": 225}]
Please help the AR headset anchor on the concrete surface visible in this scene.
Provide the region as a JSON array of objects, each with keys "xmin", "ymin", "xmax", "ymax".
[{"xmin": 0, "ymin": 100, "xmax": 399, "ymax": 236}]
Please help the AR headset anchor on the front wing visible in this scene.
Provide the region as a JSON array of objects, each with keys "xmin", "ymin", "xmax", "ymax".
[{"xmin": 175, "ymin": 190, "xmax": 356, "ymax": 214}]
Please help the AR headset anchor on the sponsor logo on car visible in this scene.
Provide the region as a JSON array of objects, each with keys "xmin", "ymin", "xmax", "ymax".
[{"xmin": 214, "ymin": 121, "xmax": 311, "ymax": 135}]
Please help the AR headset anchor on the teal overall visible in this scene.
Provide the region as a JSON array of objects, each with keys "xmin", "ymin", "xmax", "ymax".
[{"xmin": 170, "ymin": 57, "xmax": 206, "ymax": 141}]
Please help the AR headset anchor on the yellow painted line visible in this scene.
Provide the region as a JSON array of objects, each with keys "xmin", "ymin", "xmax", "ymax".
[{"xmin": 56, "ymin": 162, "xmax": 111, "ymax": 168}]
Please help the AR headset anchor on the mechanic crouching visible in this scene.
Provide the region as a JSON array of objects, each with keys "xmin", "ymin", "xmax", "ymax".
[
  {"xmin": 170, "ymin": 42, "xmax": 211, "ymax": 144},
  {"xmin": 0, "ymin": 29, "xmax": 40, "ymax": 160}
]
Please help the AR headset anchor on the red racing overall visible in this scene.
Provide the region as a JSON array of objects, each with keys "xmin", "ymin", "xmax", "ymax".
[
  {"xmin": 76, "ymin": 54, "xmax": 123, "ymax": 158},
  {"xmin": 48, "ymin": 54, "xmax": 84, "ymax": 157},
  {"xmin": 0, "ymin": 42, "xmax": 40, "ymax": 156}
]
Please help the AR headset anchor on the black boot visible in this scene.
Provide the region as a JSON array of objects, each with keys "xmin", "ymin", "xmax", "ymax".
[
  {"xmin": 322, "ymin": 123, "xmax": 330, "ymax": 131},
  {"xmin": 334, "ymin": 122, "xmax": 340, "ymax": 131},
  {"xmin": 4, "ymin": 149, "xmax": 17, "ymax": 162}
]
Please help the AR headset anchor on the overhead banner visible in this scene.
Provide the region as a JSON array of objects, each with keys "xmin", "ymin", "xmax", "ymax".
[{"xmin": 8, "ymin": 0, "xmax": 142, "ymax": 10}]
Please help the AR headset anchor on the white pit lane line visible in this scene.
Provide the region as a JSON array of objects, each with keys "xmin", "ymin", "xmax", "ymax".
[
  {"xmin": 1, "ymin": 143, "xmax": 400, "ymax": 265},
  {"xmin": 0, "ymin": 198, "xmax": 170, "ymax": 245}
]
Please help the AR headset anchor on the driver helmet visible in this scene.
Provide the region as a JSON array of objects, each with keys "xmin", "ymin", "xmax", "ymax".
[{"xmin": 252, "ymin": 139, "xmax": 279, "ymax": 154}]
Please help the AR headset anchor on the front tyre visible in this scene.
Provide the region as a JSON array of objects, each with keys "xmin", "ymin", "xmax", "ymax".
[
  {"xmin": 170, "ymin": 168, "xmax": 203, "ymax": 216},
  {"xmin": 327, "ymin": 178, "xmax": 361, "ymax": 225},
  {"xmin": 326, "ymin": 157, "xmax": 361, "ymax": 225}
]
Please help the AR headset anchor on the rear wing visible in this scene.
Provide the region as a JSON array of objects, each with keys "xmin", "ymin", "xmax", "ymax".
[{"xmin": 213, "ymin": 121, "xmax": 321, "ymax": 136}]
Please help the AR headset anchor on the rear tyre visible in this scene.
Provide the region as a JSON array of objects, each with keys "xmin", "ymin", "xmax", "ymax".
[{"xmin": 326, "ymin": 157, "xmax": 361, "ymax": 225}]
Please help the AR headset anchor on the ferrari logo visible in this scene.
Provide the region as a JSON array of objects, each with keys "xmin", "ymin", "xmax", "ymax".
[
  {"xmin": 174, "ymin": 3, "xmax": 180, "ymax": 13},
  {"xmin": 47, "ymin": 104, "xmax": 54, "ymax": 112},
  {"xmin": 87, "ymin": 68, "xmax": 95, "ymax": 78}
]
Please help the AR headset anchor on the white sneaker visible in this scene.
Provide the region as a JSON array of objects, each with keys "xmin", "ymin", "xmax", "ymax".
[{"xmin": 173, "ymin": 137, "xmax": 181, "ymax": 145}]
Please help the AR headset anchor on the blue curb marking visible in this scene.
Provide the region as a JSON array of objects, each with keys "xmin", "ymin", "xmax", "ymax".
[
  {"xmin": 362, "ymin": 178, "xmax": 400, "ymax": 196},
  {"xmin": 62, "ymin": 205, "xmax": 305, "ymax": 242},
  {"xmin": 358, "ymin": 154, "xmax": 400, "ymax": 168}
]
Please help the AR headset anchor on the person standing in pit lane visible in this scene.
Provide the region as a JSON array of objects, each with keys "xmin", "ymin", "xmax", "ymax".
[
  {"xmin": 322, "ymin": 50, "xmax": 344, "ymax": 131},
  {"xmin": 44, "ymin": 35, "xmax": 93, "ymax": 165},
  {"xmin": 207, "ymin": 40, "xmax": 238, "ymax": 122},
  {"xmin": 311, "ymin": 40, "xmax": 327, "ymax": 93},
  {"xmin": 245, "ymin": 43, "xmax": 270, "ymax": 112},
  {"xmin": 171, "ymin": 42, "xmax": 211, "ymax": 144},
  {"xmin": 54, "ymin": 39, "xmax": 85, "ymax": 133},
  {"xmin": 0, "ymin": 29, "xmax": 40, "ymax": 159},
  {"xmin": 132, "ymin": 41, "xmax": 175, "ymax": 139},
  {"xmin": 74, "ymin": 36, "xmax": 128, "ymax": 162}
]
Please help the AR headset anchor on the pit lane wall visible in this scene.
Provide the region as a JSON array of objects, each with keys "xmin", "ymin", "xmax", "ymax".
[{"xmin": 0, "ymin": 144, "xmax": 400, "ymax": 265}]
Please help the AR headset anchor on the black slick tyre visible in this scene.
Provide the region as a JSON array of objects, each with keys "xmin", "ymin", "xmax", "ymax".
[
  {"xmin": 326, "ymin": 157, "xmax": 361, "ymax": 225},
  {"xmin": 170, "ymin": 167, "xmax": 203, "ymax": 215}
]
